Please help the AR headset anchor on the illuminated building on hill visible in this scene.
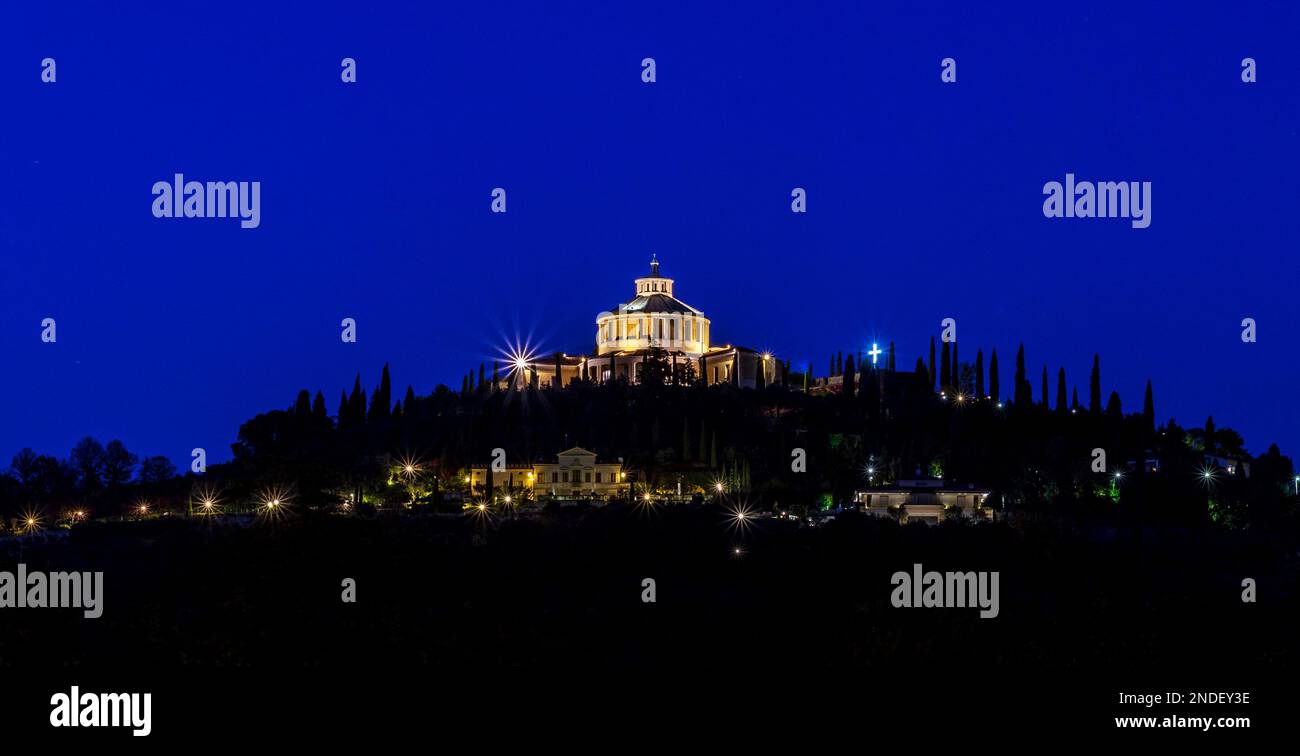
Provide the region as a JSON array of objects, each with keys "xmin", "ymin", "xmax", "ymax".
[{"xmin": 514, "ymin": 256, "xmax": 776, "ymax": 389}]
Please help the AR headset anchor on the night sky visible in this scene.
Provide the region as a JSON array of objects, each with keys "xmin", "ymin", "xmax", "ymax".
[{"xmin": 2, "ymin": 1, "xmax": 1296, "ymax": 467}]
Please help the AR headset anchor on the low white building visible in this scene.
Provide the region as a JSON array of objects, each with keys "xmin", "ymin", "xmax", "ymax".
[{"xmin": 855, "ymin": 479, "xmax": 992, "ymax": 524}]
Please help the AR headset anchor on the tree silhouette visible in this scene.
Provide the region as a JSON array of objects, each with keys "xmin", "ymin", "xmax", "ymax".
[
  {"xmin": 1143, "ymin": 380, "xmax": 1155, "ymax": 435},
  {"xmin": 1014, "ymin": 345, "xmax": 1030, "ymax": 405},
  {"xmin": 1090, "ymin": 354, "xmax": 1102, "ymax": 415},
  {"xmin": 940, "ymin": 340, "xmax": 951, "ymax": 390},
  {"xmin": 928, "ymin": 337, "xmax": 936, "ymax": 390},
  {"xmin": 989, "ymin": 349, "xmax": 1000, "ymax": 402},
  {"xmin": 294, "ymin": 390, "xmax": 312, "ymax": 416}
]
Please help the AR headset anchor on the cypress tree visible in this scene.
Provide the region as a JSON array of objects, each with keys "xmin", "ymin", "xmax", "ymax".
[
  {"xmin": 755, "ymin": 357, "xmax": 766, "ymax": 390},
  {"xmin": 313, "ymin": 390, "xmax": 328, "ymax": 421},
  {"xmin": 940, "ymin": 341, "xmax": 952, "ymax": 390},
  {"xmin": 989, "ymin": 349, "xmax": 1000, "ymax": 402},
  {"xmin": 380, "ymin": 363, "xmax": 392, "ymax": 414},
  {"xmin": 1143, "ymin": 380, "xmax": 1155, "ymax": 434},
  {"xmin": 887, "ymin": 341, "xmax": 896, "ymax": 372},
  {"xmin": 709, "ymin": 432, "xmax": 718, "ymax": 468},
  {"xmin": 1089, "ymin": 354, "xmax": 1102, "ymax": 415},
  {"xmin": 952, "ymin": 341, "xmax": 959, "ymax": 388},
  {"xmin": 492, "ymin": 362, "xmax": 499, "ymax": 391},
  {"xmin": 404, "ymin": 385, "xmax": 416, "ymax": 415},
  {"xmin": 349, "ymin": 374, "xmax": 365, "ymax": 425},
  {"xmin": 1056, "ymin": 368, "xmax": 1067, "ymax": 413},
  {"xmin": 1014, "ymin": 345, "xmax": 1030, "ymax": 405},
  {"xmin": 1040, "ymin": 365, "xmax": 1049, "ymax": 408},
  {"xmin": 803, "ymin": 363, "xmax": 810, "ymax": 392},
  {"xmin": 478, "ymin": 363, "xmax": 485, "ymax": 393},
  {"xmin": 1106, "ymin": 391, "xmax": 1122, "ymax": 417},
  {"xmin": 1204, "ymin": 415, "xmax": 1216, "ymax": 454},
  {"xmin": 1072, "ymin": 387, "xmax": 1080, "ymax": 411},
  {"xmin": 829, "ymin": 354, "xmax": 835, "ymax": 379},
  {"xmin": 337, "ymin": 390, "xmax": 350, "ymax": 429},
  {"xmin": 837, "ymin": 351, "xmax": 843, "ymax": 377},
  {"xmin": 975, "ymin": 350, "xmax": 985, "ymax": 397},
  {"xmin": 842, "ymin": 355, "xmax": 856, "ymax": 399},
  {"xmin": 554, "ymin": 353, "xmax": 562, "ymax": 388},
  {"xmin": 928, "ymin": 337, "xmax": 936, "ymax": 390}
]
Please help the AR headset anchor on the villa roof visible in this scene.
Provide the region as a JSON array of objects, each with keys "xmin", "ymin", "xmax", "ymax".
[
  {"xmin": 620, "ymin": 293, "xmax": 703, "ymax": 315},
  {"xmin": 557, "ymin": 446, "xmax": 599, "ymax": 457}
]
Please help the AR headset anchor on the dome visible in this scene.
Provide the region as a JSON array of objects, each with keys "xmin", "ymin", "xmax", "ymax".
[{"xmin": 595, "ymin": 256, "xmax": 711, "ymax": 357}]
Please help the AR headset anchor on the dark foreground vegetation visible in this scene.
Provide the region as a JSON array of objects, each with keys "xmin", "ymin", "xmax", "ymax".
[
  {"xmin": 3, "ymin": 505, "xmax": 1295, "ymax": 672},
  {"xmin": 3, "ymin": 503, "xmax": 1295, "ymax": 738}
]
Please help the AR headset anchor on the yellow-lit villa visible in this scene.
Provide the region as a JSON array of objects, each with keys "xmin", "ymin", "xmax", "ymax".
[
  {"xmin": 511, "ymin": 256, "xmax": 778, "ymax": 389},
  {"xmin": 469, "ymin": 447, "xmax": 628, "ymax": 499}
]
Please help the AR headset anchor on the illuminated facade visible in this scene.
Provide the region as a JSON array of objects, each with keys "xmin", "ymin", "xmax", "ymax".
[
  {"xmin": 515, "ymin": 256, "xmax": 776, "ymax": 389},
  {"xmin": 854, "ymin": 480, "xmax": 993, "ymax": 524},
  {"xmin": 468, "ymin": 447, "xmax": 627, "ymax": 499}
]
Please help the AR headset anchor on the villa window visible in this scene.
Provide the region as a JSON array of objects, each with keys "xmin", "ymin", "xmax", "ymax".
[
  {"xmin": 670, "ymin": 320, "xmax": 676, "ymax": 340},
  {"xmin": 585, "ymin": 472, "xmax": 592, "ymax": 483},
  {"xmin": 595, "ymin": 472, "xmax": 602, "ymax": 482},
  {"xmin": 552, "ymin": 472, "xmax": 558, "ymax": 483}
]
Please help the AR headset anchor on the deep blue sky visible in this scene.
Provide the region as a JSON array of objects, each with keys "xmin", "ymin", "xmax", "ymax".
[{"xmin": 2, "ymin": 1, "xmax": 1297, "ymax": 468}]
